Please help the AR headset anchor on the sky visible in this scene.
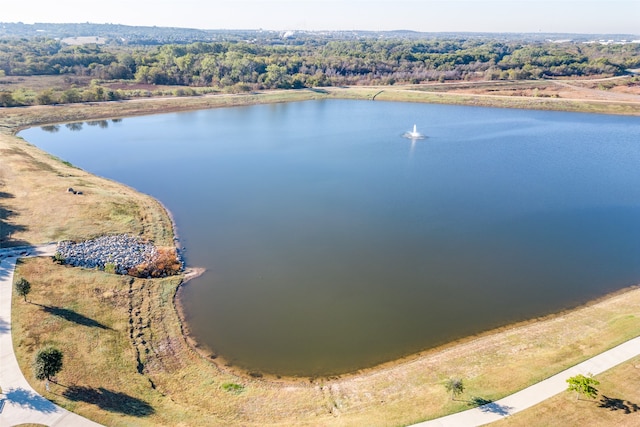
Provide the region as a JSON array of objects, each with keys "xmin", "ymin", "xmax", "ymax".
[{"xmin": 2, "ymin": 0, "xmax": 639, "ymax": 35}]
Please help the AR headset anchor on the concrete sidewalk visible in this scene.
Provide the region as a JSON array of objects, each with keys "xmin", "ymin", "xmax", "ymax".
[
  {"xmin": 0, "ymin": 245, "xmax": 102, "ymax": 427},
  {"xmin": 412, "ymin": 335, "xmax": 640, "ymax": 426}
]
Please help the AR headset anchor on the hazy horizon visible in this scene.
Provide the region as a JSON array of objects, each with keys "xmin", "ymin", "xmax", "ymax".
[
  {"xmin": 3, "ymin": 1, "xmax": 638, "ymax": 35},
  {"xmin": 3, "ymin": 22, "xmax": 638, "ymax": 37}
]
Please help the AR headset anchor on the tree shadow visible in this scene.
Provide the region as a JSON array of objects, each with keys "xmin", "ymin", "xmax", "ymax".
[
  {"xmin": 35, "ymin": 304, "xmax": 111, "ymax": 330},
  {"xmin": 599, "ymin": 395, "xmax": 640, "ymax": 414},
  {"xmin": 0, "ymin": 191, "xmax": 29, "ymax": 248},
  {"xmin": 0, "ymin": 261, "xmax": 12, "ymax": 282},
  {"xmin": 4, "ymin": 387, "xmax": 59, "ymax": 413},
  {"xmin": 0, "ymin": 316, "xmax": 9, "ymax": 334},
  {"xmin": 468, "ymin": 397, "xmax": 513, "ymax": 416},
  {"xmin": 62, "ymin": 386, "xmax": 154, "ymax": 417}
]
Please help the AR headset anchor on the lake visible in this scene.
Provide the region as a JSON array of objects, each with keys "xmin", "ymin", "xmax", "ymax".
[{"xmin": 21, "ymin": 100, "xmax": 640, "ymax": 377}]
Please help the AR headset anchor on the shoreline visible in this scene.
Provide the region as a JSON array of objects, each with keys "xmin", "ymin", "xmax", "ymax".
[
  {"xmin": 2, "ymin": 82, "xmax": 640, "ymax": 137},
  {"xmin": 8, "ymin": 88, "xmax": 640, "ymax": 383},
  {"xmin": 176, "ymin": 282, "xmax": 640, "ymax": 384},
  {"xmin": 87, "ymin": 87, "xmax": 640, "ymax": 383},
  {"xmin": 5, "ymin": 85, "xmax": 640, "ymax": 425}
]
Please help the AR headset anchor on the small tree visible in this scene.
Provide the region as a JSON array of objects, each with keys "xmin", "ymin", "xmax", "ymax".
[
  {"xmin": 33, "ymin": 347, "xmax": 63, "ymax": 382},
  {"xmin": 566, "ymin": 373, "xmax": 600, "ymax": 400},
  {"xmin": 445, "ymin": 377, "xmax": 465, "ymax": 400},
  {"xmin": 15, "ymin": 278, "xmax": 31, "ymax": 302}
]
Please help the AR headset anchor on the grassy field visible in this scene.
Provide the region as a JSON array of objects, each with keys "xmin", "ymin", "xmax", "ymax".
[
  {"xmin": 2, "ymin": 85, "xmax": 640, "ymax": 426},
  {"xmin": 12, "ymin": 256, "xmax": 640, "ymax": 426},
  {"xmin": 0, "ymin": 131, "xmax": 174, "ymax": 247},
  {"xmin": 493, "ymin": 356, "xmax": 640, "ymax": 426}
]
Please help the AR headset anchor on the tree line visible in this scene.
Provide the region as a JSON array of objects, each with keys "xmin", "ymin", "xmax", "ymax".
[{"xmin": 1, "ymin": 36, "xmax": 638, "ymax": 106}]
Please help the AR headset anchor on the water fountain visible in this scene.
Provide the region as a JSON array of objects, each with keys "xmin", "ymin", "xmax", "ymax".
[{"xmin": 404, "ymin": 124, "xmax": 425, "ymax": 139}]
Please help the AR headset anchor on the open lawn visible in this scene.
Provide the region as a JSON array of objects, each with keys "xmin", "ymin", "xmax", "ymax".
[
  {"xmin": 2, "ymin": 86, "xmax": 640, "ymax": 426},
  {"xmin": 493, "ymin": 356, "xmax": 640, "ymax": 426}
]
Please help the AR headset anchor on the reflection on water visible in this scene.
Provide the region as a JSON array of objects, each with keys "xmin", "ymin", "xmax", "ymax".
[
  {"xmin": 65, "ymin": 122, "xmax": 83, "ymax": 131},
  {"xmin": 43, "ymin": 119, "xmax": 120, "ymax": 133},
  {"xmin": 23, "ymin": 100, "xmax": 640, "ymax": 376},
  {"xmin": 86, "ymin": 120, "xmax": 110, "ymax": 129},
  {"xmin": 41, "ymin": 125, "xmax": 60, "ymax": 133}
]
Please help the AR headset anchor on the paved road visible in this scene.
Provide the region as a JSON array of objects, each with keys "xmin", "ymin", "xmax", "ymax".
[
  {"xmin": 412, "ymin": 334, "xmax": 640, "ymax": 426},
  {"xmin": 0, "ymin": 245, "xmax": 102, "ymax": 427}
]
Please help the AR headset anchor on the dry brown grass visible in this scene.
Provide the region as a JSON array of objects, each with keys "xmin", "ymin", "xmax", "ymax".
[
  {"xmin": 4, "ymin": 87, "xmax": 640, "ymax": 426},
  {"xmin": 362, "ymin": 85, "xmax": 640, "ymax": 116},
  {"xmin": 13, "ymin": 254, "xmax": 640, "ymax": 426},
  {"xmin": 403, "ymin": 77, "xmax": 640, "ymax": 103},
  {"xmin": 0, "ymin": 75, "xmax": 93, "ymax": 93},
  {"xmin": 0, "ymin": 131, "xmax": 173, "ymax": 247}
]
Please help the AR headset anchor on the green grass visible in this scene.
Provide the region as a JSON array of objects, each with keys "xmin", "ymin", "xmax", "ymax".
[{"xmin": 222, "ymin": 383, "xmax": 245, "ymax": 394}]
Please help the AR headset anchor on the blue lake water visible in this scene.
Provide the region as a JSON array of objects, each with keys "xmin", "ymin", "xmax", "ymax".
[{"xmin": 21, "ymin": 100, "xmax": 640, "ymax": 376}]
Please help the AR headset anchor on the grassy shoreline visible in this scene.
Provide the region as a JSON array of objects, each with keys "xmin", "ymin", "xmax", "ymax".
[
  {"xmin": 4, "ymin": 86, "xmax": 640, "ymax": 426},
  {"xmin": 2, "ymin": 83, "xmax": 640, "ymax": 136}
]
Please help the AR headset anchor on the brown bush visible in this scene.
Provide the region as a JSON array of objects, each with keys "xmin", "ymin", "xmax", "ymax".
[{"xmin": 128, "ymin": 247, "xmax": 182, "ymax": 278}]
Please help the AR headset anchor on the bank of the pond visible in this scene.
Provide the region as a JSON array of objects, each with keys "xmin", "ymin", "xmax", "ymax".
[
  {"xmin": 13, "ymin": 255, "xmax": 640, "ymax": 426},
  {"xmin": 2, "ymin": 84, "xmax": 640, "ymax": 135},
  {"xmin": 3, "ymin": 87, "xmax": 640, "ymax": 426}
]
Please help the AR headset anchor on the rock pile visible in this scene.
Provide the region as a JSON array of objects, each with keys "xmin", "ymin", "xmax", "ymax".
[{"xmin": 56, "ymin": 235, "xmax": 158, "ymax": 275}]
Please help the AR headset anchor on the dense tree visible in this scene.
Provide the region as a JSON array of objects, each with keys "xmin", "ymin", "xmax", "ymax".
[
  {"xmin": 33, "ymin": 346, "xmax": 64, "ymax": 381},
  {"xmin": 263, "ymin": 64, "xmax": 290, "ymax": 88},
  {"xmin": 0, "ymin": 33, "xmax": 637, "ymax": 105}
]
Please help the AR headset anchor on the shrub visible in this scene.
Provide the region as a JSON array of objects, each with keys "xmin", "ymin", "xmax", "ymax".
[
  {"xmin": 104, "ymin": 262, "xmax": 117, "ymax": 274},
  {"xmin": 0, "ymin": 91, "xmax": 16, "ymax": 107},
  {"xmin": 52, "ymin": 252, "xmax": 65, "ymax": 264},
  {"xmin": 128, "ymin": 247, "xmax": 182, "ymax": 278},
  {"xmin": 36, "ymin": 89, "xmax": 57, "ymax": 105},
  {"xmin": 222, "ymin": 383, "xmax": 244, "ymax": 394}
]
